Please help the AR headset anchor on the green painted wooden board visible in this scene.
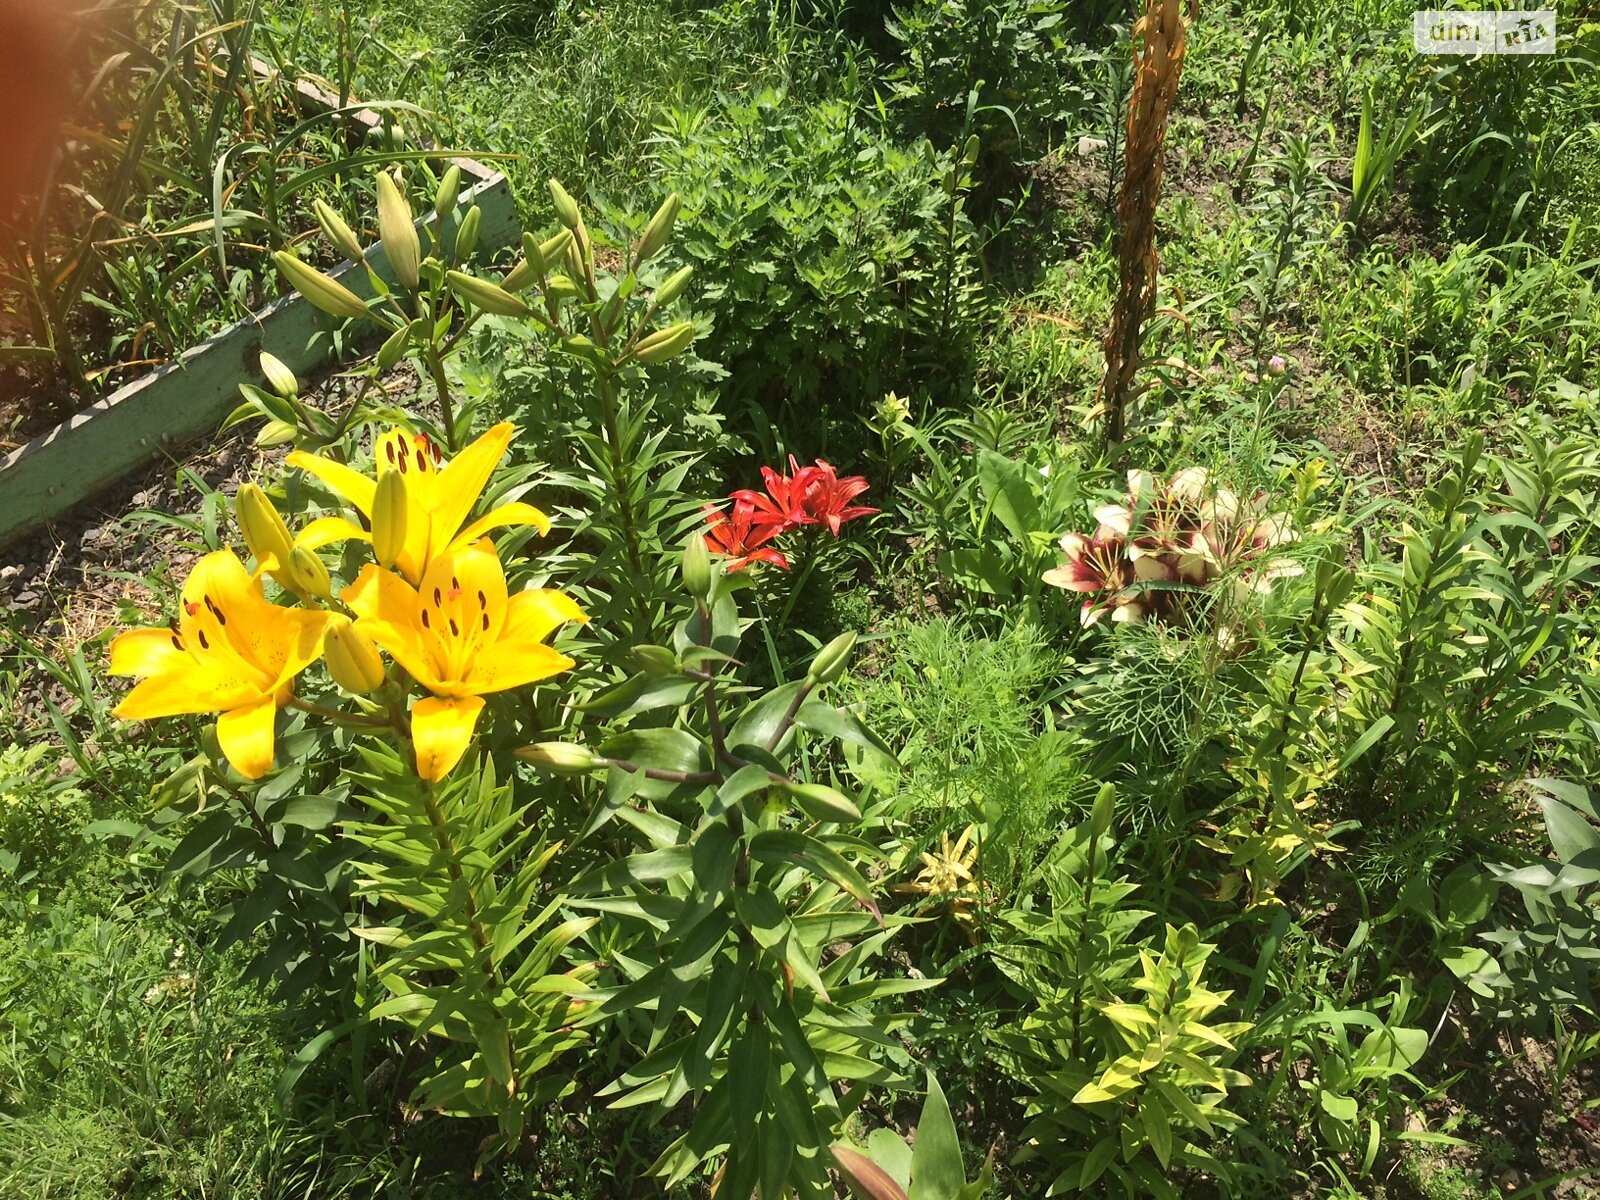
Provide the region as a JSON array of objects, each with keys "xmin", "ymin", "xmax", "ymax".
[{"xmin": 0, "ymin": 168, "xmax": 519, "ymax": 549}]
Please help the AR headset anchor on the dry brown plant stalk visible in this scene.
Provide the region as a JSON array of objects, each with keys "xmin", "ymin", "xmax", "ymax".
[{"xmin": 1097, "ymin": 0, "xmax": 1197, "ymax": 444}]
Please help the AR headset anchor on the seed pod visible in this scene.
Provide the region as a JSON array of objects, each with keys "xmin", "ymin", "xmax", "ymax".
[
  {"xmin": 653, "ymin": 264, "xmax": 694, "ymax": 308},
  {"xmin": 325, "ymin": 615, "xmax": 387, "ymax": 695},
  {"xmin": 258, "ymin": 351, "xmax": 299, "ymax": 399},
  {"xmin": 631, "ymin": 645, "xmax": 679, "ymax": 676},
  {"xmin": 632, "ymin": 320, "xmax": 696, "ymax": 364},
  {"xmin": 516, "ymin": 741, "xmax": 601, "ymax": 774},
  {"xmin": 1090, "ymin": 782, "xmax": 1117, "ymax": 841},
  {"xmin": 682, "ymin": 533, "xmax": 713, "ymax": 600},
  {"xmin": 782, "ymin": 781, "xmax": 862, "ymax": 825},
  {"xmin": 376, "ymin": 169, "xmax": 421, "ymax": 290},
  {"xmin": 235, "ymin": 483, "xmax": 294, "ymax": 571},
  {"xmin": 255, "ymin": 418, "xmax": 299, "ymax": 447},
  {"xmin": 372, "ymin": 469, "xmax": 408, "ymax": 570},
  {"xmin": 433, "ymin": 164, "xmax": 462, "ymax": 222},
  {"xmin": 548, "ymin": 179, "xmax": 582, "ymax": 230},
  {"xmin": 635, "ymin": 192, "xmax": 680, "ymax": 263},
  {"xmin": 273, "ymin": 252, "xmax": 372, "ymax": 321},
  {"xmin": 805, "ymin": 630, "xmax": 857, "ymax": 686},
  {"xmin": 287, "ymin": 546, "xmax": 332, "ymax": 599},
  {"xmin": 446, "ymin": 270, "xmax": 532, "ymax": 317},
  {"xmin": 375, "ymin": 322, "xmax": 411, "ymax": 371},
  {"xmin": 313, "ymin": 199, "xmax": 366, "ymax": 264},
  {"xmin": 454, "ymin": 204, "xmax": 482, "ymax": 265}
]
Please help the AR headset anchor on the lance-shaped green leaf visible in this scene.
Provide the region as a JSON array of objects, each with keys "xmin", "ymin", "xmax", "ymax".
[{"xmin": 750, "ymin": 829, "xmax": 881, "ymax": 922}]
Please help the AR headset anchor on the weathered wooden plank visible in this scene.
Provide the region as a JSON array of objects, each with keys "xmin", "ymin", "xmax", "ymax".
[{"xmin": 0, "ymin": 169, "xmax": 519, "ymax": 549}]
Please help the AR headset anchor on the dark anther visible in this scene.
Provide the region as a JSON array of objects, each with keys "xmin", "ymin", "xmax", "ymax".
[
  {"xmin": 386, "ymin": 442, "xmax": 397, "ymax": 463},
  {"xmin": 170, "ymin": 635, "xmax": 183, "ymax": 651},
  {"xmin": 477, "ymin": 590, "xmax": 487, "ymax": 609},
  {"xmin": 433, "ymin": 587, "xmax": 442, "ymax": 606},
  {"xmin": 421, "ymin": 609, "xmax": 431, "ymax": 629},
  {"xmin": 449, "ymin": 618, "xmax": 460, "ymax": 637},
  {"xmin": 481, "ymin": 612, "xmax": 490, "ymax": 631},
  {"xmin": 197, "ymin": 629, "xmax": 210, "ymax": 650}
]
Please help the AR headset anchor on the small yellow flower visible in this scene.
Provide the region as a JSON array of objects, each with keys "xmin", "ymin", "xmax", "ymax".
[
  {"xmin": 343, "ymin": 540, "xmax": 585, "ymax": 781},
  {"xmin": 288, "ymin": 422, "xmax": 550, "ymax": 585},
  {"xmin": 109, "ymin": 550, "xmax": 332, "ymax": 779}
]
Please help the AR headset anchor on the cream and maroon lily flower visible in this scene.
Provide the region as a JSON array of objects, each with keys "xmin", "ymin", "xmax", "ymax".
[
  {"xmin": 1042, "ymin": 532, "xmax": 1172, "ymax": 626},
  {"xmin": 287, "ymin": 422, "xmax": 550, "ymax": 585},
  {"xmin": 343, "ymin": 540, "xmax": 585, "ymax": 781},
  {"xmin": 109, "ymin": 550, "xmax": 332, "ymax": 779}
]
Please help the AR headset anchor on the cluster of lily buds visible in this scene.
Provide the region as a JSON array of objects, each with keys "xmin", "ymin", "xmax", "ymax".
[
  {"xmin": 702, "ymin": 455, "xmax": 878, "ymax": 571},
  {"xmin": 1043, "ymin": 468, "xmax": 1301, "ymax": 627}
]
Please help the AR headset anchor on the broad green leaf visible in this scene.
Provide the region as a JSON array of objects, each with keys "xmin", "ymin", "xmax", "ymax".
[{"xmin": 908, "ymin": 1071, "xmax": 964, "ymax": 1200}]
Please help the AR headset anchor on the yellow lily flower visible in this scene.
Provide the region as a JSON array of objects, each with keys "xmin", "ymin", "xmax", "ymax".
[
  {"xmin": 287, "ymin": 422, "xmax": 550, "ymax": 585},
  {"xmin": 109, "ymin": 550, "xmax": 332, "ymax": 779},
  {"xmin": 343, "ymin": 540, "xmax": 585, "ymax": 781}
]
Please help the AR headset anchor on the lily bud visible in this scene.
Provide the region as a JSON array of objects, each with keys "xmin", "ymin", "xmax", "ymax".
[
  {"xmin": 682, "ymin": 533, "xmax": 712, "ymax": 600},
  {"xmin": 287, "ymin": 546, "xmax": 332, "ymax": 599},
  {"xmin": 376, "ymin": 322, "xmax": 411, "ymax": 371},
  {"xmin": 1090, "ymin": 782, "xmax": 1116, "ymax": 841},
  {"xmin": 313, "ymin": 198, "xmax": 366, "ymax": 264},
  {"xmin": 433, "ymin": 164, "xmax": 462, "ymax": 222},
  {"xmin": 373, "ymin": 468, "xmax": 408, "ymax": 570},
  {"xmin": 236, "ymin": 483, "xmax": 294, "ymax": 571},
  {"xmin": 548, "ymin": 179, "xmax": 582, "ymax": 230},
  {"xmin": 782, "ymin": 781, "xmax": 862, "ymax": 824},
  {"xmin": 631, "ymin": 645, "xmax": 679, "ymax": 676},
  {"xmin": 632, "ymin": 320, "xmax": 696, "ymax": 364},
  {"xmin": 538, "ymin": 228, "xmax": 574, "ymax": 268},
  {"xmin": 653, "ymin": 264, "xmax": 693, "ymax": 308},
  {"xmin": 455, "ymin": 204, "xmax": 482, "ymax": 264},
  {"xmin": 516, "ymin": 741, "xmax": 600, "ymax": 774},
  {"xmin": 259, "ymin": 351, "xmax": 299, "ymax": 399},
  {"xmin": 543, "ymin": 273, "xmax": 581, "ymax": 301},
  {"xmin": 376, "ymin": 169, "xmax": 421, "ymax": 290},
  {"xmin": 635, "ymin": 192, "xmax": 680, "ymax": 263},
  {"xmin": 255, "ymin": 418, "xmax": 299, "ymax": 447},
  {"xmin": 325, "ymin": 615, "xmax": 387, "ymax": 695},
  {"xmin": 805, "ymin": 630, "xmax": 857, "ymax": 686},
  {"xmin": 502, "ymin": 255, "xmax": 539, "ymax": 294},
  {"xmin": 273, "ymin": 252, "xmax": 372, "ymax": 321},
  {"xmin": 446, "ymin": 270, "xmax": 532, "ymax": 317}
]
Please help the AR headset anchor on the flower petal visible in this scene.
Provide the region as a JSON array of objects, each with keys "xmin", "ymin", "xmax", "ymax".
[
  {"xmin": 451, "ymin": 500, "xmax": 552, "ymax": 550},
  {"xmin": 287, "ymin": 450, "xmax": 377, "ymax": 517},
  {"xmin": 216, "ymin": 695, "xmax": 279, "ymax": 779},
  {"xmin": 297, "ymin": 515, "xmax": 371, "ymax": 551},
  {"xmin": 411, "ymin": 694, "xmax": 485, "ymax": 782},
  {"xmin": 108, "ymin": 627, "xmax": 187, "ymax": 678},
  {"xmin": 430, "ymin": 422, "xmax": 514, "ymax": 548},
  {"xmin": 461, "ymin": 643, "xmax": 574, "ymax": 695}
]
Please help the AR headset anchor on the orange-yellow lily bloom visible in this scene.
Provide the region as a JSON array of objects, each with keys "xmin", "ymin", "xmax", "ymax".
[
  {"xmin": 109, "ymin": 550, "xmax": 332, "ymax": 779},
  {"xmin": 286, "ymin": 422, "xmax": 549, "ymax": 585},
  {"xmin": 343, "ymin": 540, "xmax": 585, "ymax": 781}
]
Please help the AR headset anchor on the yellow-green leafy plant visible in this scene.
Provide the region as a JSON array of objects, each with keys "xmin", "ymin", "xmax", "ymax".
[{"xmin": 993, "ymin": 789, "xmax": 1251, "ymax": 1197}]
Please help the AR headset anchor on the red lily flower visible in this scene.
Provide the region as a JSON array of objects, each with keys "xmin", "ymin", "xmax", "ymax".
[
  {"xmin": 703, "ymin": 499, "xmax": 790, "ymax": 571},
  {"xmin": 732, "ymin": 455, "xmax": 822, "ymax": 534},
  {"xmin": 795, "ymin": 459, "xmax": 877, "ymax": 535}
]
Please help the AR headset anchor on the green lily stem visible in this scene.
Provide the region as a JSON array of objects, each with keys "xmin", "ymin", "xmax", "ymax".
[
  {"xmin": 594, "ymin": 371, "xmax": 653, "ymax": 641},
  {"xmin": 422, "ymin": 342, "xmax": 459, "ymax": 454},
  {"xmin": 774, "ymin": 526, "xmax": 824, "ymax": 630},
  {"xmin": 1070, "ymin": 824, "xmax": 1102, "ymax": 1063}
]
